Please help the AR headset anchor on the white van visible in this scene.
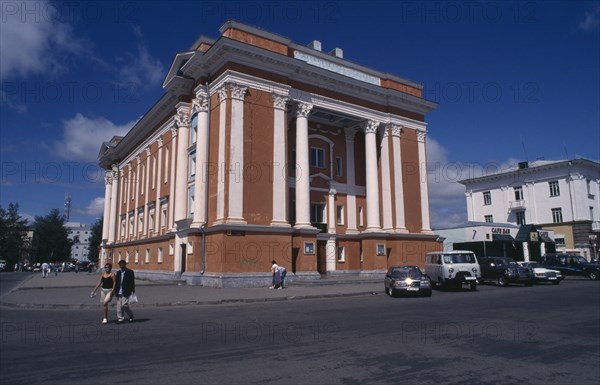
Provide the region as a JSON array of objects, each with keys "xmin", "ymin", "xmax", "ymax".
[{"xmin": 425, "ymin": 251, "xmax": 480, "ymax": 291}]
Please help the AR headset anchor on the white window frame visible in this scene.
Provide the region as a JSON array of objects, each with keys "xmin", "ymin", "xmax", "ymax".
[
  {"xmin": 310, "ymin": 147, "xmax": 325, "ymax": 168},
  {"xmin": 549, "ymin": 181, "xmax": 560, "ymax": 197},
  {"xmin": 376, "ymin": 243, "xmax": 386, "ymax": 256},
  {"xmin": 304, "ymin": 241, "xmax": 315, "ymax": 255},
  {"xmin": 483, "ymin": 191, "xmax": 492, "ymax": 205},
  {"xmin": 335, "ymin": 156, "xmax": 343, "ymax": 177},
  {"xmin": 158, "ymin": 247, "xmax": 163, "ymax": 263},
  {"xmin": 551, "ymin": 207, "xmax": 563, "ymax": 223},
  {"xmin": 336, "ymin": 205, "xmax": 344, "ymax": 225},
  {"xmin": 337, "ymin": 246, "xmax": 345, "ymax": 262}
]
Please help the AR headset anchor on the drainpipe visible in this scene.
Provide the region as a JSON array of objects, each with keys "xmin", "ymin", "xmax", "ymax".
[{"xmin": 200, "ymin": 75, "xmax": 211, "ymax": 275}]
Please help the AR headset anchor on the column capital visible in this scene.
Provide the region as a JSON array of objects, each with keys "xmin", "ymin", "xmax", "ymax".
[
  {"xmin": 362, "ymin": 120, "xmax": 380, "ymax": 134},
  {"xmin": 135, "ymin": 154, "xmax": 141, "ymax": 163},
  {"xmin": 272, "ymin": 93, "xmax": 289, "ymax": 111},
  {"xmin": 111, "ymin": 164, "xmax": 119, "ymax": 173},
  {"xmin": 157, "ymin": 135, "xmax": 163, "ymax": 147},
  {"xmin": 416, "ymin": 130, "xmax": 427, "ymax": 143},
  {"xmin": 145, "ymin": 146, "xmax": 151, "ymax": 156},
  {"xmin": 293, "ymin": 102, "xmax": 314, "ymax": 118},
  {"xmin": 217, "ymin": 85, "xmax": 228, "ymax": 102},
  {"xmin": 390, "ymin": 125, "xmax": 404, "ymax": 137},
  {"xmin": 229, "ymin": 83, "xmax": 248, "ymax": 101},
  {"xmin": 104, "ymin": 170, "xmax": 114, "ymax": 185},
  {"xmin": 175, "ymin": 103, "xmax": 191, "ymax": 128},
  {"xmin": 170, "ymin": 124, "xmax": 178, "ymax": 137},
  {"xmin": 344, "ymin": 126, "xmax": 358, "ymax": 141},
  {"xmin": 192, "ymin": 89, "xmax": 209, "ymax": 113}
]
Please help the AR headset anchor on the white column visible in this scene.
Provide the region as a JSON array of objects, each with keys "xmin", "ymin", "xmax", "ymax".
[
  {"xmin": 227, "ymin": 83, "xmax": 247, "ymax": 224},
  {"xmin": 144, "ymin": 147, "xmax": 151, "ymax": 235},
  {"xmin": 108, "ymin": 166, "xmax": 118, "ymax": 244},
  {"xmin": 294, "ymin": 102, "xmax": 313, "ymax": 228},
  {"xmin": 125, "ymin": 162, "xmax": 132, "ymax": 239},
  {"xmin": 417, "ymin": 131, "xmax": 432, "ymax": 233},
  {"xmin": 174, "ymin": 103, "xmax": 191, "ymax": 225},
  {"xmin": 380, "ymin": 125, "xmax": 393, "ymax": 231},
  {"xmin": 523, "ymin": 242, "xmax": 530, "ymax": 262},
  {"xmin": 391, "ymin": 126, "xmax": 407, "ymax": 233},
  {"xmin": 326, "ymin": 236, "xmax": 336, "ymax": 273},
  {"xmin": 134, "ymin": 155, "xmax": 141, "ymax": 235},
  {"xmin": 344, "ymin": 127, "xmax": 358, "ymax": 234},
  {"xmin": 169, "ymin": 125, "xmax": 178, "ymax": 230},
  {"xmin": 328, "ymin": 187, "xmax": 336, "ymax": 234},
  {"xmin": 193, "ymin": 89, "xmax": 209, "ymax": 226},
  {"xmin": 525, "ymin": 181, "xmax": 537, "ymax": 224},
  {"xmin": 271, "ymin": 93, "xmax": 289, "ymax": 226},
  {"xmin": 215, "ymin": 86, "xmax": 228, "ymax": 223},
  {"xmin": 102, "ymin": 170, "xmax": 113, "ymax": 242},
  {"xmin": 364, "ymin": 120, "xmax": 381, "ymax": 231},
  {"xmin": 155, "ymin": 137, "xmax": 163, "ymax": 233}
]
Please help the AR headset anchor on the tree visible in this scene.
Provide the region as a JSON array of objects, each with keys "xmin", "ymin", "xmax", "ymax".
[
  {"xmin": 31, "ymin": 209, "xmax": 72, "ymax": 262},
  {"xmin": 87, "ymin": 217, "xmax": 103, "ymax": 263},
  {"xmin": 0, "ymin": 203, "xmax": 30, "ymax": 269}
]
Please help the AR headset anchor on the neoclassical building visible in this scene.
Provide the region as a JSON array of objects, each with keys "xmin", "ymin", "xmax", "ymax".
[{"xmin": 98, "ymin": 21, "xmax": 441, "ymax": 286}]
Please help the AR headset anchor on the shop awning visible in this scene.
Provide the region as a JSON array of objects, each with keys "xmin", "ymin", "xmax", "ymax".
[{"xmin": 493, "ymin": 234, "xmax": 515, "ymax": 242}]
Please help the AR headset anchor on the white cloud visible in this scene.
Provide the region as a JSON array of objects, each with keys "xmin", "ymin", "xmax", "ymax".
[
  {"xmin": 115, "ymin": 26, "xmax": 164, "ymax": 88},
  {"xmin": 52, "ymin": 113, "xmax": 136, "ymax": 162},
  {"xmin": 426, "ymin": 136, "xmax": 522, "ymax": 229},
  {"xmin": 73, "ymin": 197, "xmax": 104, "ymax": 216},
  {"xmin": 0, "ymin": 0, "xmax": 89, "ymax": 81},
  {"xmin": 580, "ymin": 5, "xmax": 600, "ymax": 31}
]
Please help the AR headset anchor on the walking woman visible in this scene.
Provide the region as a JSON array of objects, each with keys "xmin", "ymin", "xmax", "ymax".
[{"xmin": 91, "ymin": 262, "xmax": 116, "ymax": 324}]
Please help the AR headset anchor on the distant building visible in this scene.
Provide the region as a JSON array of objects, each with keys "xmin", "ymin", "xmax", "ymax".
[
  {"xmin": 459, "ymin": 159, "xmax": 600, "ymax": 260},
  {"xmin": 97, "ymin": 20, "xmax": 441, "ymax": 286},
  {"xmin": 65, "ymin": 222, "xmax": 91, "ymax": 261}
]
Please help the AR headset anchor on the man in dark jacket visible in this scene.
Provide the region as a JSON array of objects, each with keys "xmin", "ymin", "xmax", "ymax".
[{"xmin": 115, "ymin": 260, "xmax": 135, "ymax": 323}]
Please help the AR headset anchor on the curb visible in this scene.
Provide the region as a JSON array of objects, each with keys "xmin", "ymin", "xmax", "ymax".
[{"xmin": 0, "ymin": 290, "xmax": 382, "ymax": 310}]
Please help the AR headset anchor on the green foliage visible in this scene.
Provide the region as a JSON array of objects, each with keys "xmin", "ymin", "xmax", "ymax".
[
  {"xmin": 0, "ymin": 203, "xmax": 30, "ymax": 269},
  {"xmin": 87, "ymin": 217, "xmax": 103, "ymax": 263},
  {"xmin": 31, "ymin": 209, "xmax": 72, "ymax": 262}
]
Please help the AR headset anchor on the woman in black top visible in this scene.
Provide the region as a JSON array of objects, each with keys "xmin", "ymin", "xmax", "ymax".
[{"xmin": 91, "ymin": 263, "xmax": 116, "ymax": 324}]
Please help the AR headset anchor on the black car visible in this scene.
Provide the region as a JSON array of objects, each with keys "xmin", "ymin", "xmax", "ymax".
[
  {"xmin": 539, "ymin": 254, "xmax": 600, "ymax": 280},
  {"xmin": 478, "ymin": 257, "xmax": 533, "ymax": 287},
  {"xmin": 384, "ymin": 266, "xmax": 432, "ymax": 297}
]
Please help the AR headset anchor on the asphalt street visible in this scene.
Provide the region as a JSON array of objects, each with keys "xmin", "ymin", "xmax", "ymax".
[{"xmin": 1, "ymin": 273, "xmax": 599, "ymax": 385}]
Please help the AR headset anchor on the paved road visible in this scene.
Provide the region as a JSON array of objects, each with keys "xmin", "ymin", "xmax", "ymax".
[{"xmin": 1, "ymin": 275, "xmax": 598, "ymax": 385}]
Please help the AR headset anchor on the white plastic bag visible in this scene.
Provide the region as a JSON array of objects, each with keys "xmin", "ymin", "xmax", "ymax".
[{"xmin": 129, "ymin": 293, "xmax": 138, "ymax": 304}]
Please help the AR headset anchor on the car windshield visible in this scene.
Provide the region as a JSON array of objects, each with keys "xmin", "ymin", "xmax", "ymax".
[
  {"xmin": 443, "ymin": 254, "xmax": 476, "ymax": 264},
  {"xmin": 390, "ymin": 268, "xmax": 422, "ymax": 279},
  {"xmin": 526, "ymin": 262, "xmax": 540, "ymax": 268},
  {"xmin": 496, "ymin": 258, "xmax": 517, "ymax": 266}
]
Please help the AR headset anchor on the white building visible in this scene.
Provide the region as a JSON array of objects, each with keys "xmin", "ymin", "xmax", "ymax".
[
  {"xmin": 459, "ymin": 159, "xmax": 600, "ymax": 260},
  {"xmin": 65, "ymin": 222, "xmax": 92, "ymax": 261}
]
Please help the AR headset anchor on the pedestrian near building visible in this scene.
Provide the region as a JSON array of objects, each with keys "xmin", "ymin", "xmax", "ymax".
[
  {"xmin": 41, "ymin": 262, "xmax": 49, "ymax": 278},
  {"xmin": 270, "ymin": 260, "xmax": 282, "ymax": 289},
  {"xmin": 114, "ymin": 260, "xmax": 135, "ymax": 323},
  {"xmin": 279, "ymin": 265, "xmax": 287, "ymax": 289},
  {"xmin": 91, "ymin": 263, "xmax": 116, "ymax": 324}
]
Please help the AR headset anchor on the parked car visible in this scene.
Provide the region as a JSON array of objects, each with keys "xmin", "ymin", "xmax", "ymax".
[
  {"xmin": 539, "ymin": 253, "xmax": 600, "ymax": 280},
  {"xmin": 478, "ymin": 257, "xmax": 533, "ymax": 287},
  {"xmin": 384, "ymin": 266, "xmax": 432, "ymax": 297},
  {"xmin": 425, "ymin": 251, "xmax": 480, "ymax": 291},
  {"xmin": 518, "ymin": 262, "xmax": 563, "ymax": 284}
]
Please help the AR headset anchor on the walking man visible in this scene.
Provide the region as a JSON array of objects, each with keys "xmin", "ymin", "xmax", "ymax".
[{"xmin": 114, "ymin": 260, "xmax": 135, "ymax": 323}]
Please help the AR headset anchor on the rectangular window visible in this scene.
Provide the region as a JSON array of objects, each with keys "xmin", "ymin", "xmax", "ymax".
[
  {"xmin": 336, "ymin": 205, "xmax": 344, "ymax": 225},
  {"xmin": 145, "ymin": 249, "xmax": 150, "ymax": 264},
  {"xmin": 483, "ymin": 191, "xmax": 492, "ymax": 205},
  {"xmin": 484, "ymin": 215, "xmax": 493, "ymax": 223},
  {"xmin": 149, "ymin": 209, "xmax": 155, "ymax": 232},
  {"xmin": 311, "ymin": 203, "xmax": 325, "ymax": 224},
  {"xmin": 125, "ymin": 251, "xmax": 130, "ymax": 263},
  {"xmin": 590, "ymin": 206, "xmax": 595, "ymax": 221},
  {"xmin": 129, "ymin": 216, "xmax": 134, "ymax": 235},
  {"xmin": 337, "ymin": 246, "xmax": 345, "ymax": 262},
  {"xmin": 135, "ymin": 250, "xmax": 139, "ymax": 264},
  {"xmin": 158, "ymin": 247, "xmax": 163, "ymax": 263},
  {"xmin": 189, "ymin": 151, "xmax": 196, "ymax": 180},
  {"xmin": 188, "ymin": 185, "xmax": 195, "ymax": 217},
  {"xmin": 161, "ymin": 205, "xmax": 168, "ymax": 228},
  {"xmin": 376, "ymin": 243, "xmax": 386, "ymax": 256},
  {"xmin": 304, "ymin": 242, "xmax": 315, "ymax": 255},
  {"xmin": 138, "ymin": 213, "xmax": 143, "ymax": 233},
  {"xmin": 187, "ymin": 241, "xmax": 193, "ymax": 255},
  {"xmin": 310, "ymin": 147, "xmax": 325, "ymax": 168},
  {"xmin": 516, "ymin": 211, "xmax": 526, "ymax": 225},
  {"xmin": 190, "ymin": 114, "xmax": 198, "ymax": 146},
  {"xmin": 169, "ymin": 243, "xmax": 174, "ymax": 256},
  {"xmin": 551, "ymin": 208, "xmax": 563, "ymax": 223},
  {"xmin": 335, "ymin": 157, "xmax": 343, "ymax": 177},
  {"xmin": 514, "ymin": 186, "xmax": 523, "ymax": 201},
  {"xmin": 549, "ymin": 181, "xmax": 560, "ymax": 197}
]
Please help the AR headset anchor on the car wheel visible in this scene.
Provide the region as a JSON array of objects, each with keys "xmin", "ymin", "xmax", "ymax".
[
  {"xmin": 470, "ymin": 282, "xmax": 477, "ymax": 291},
  {"xmin": 588, "ymin": 270, "xmax": 600, "ymax": 280},
  {"xmin": 498, "ymin": 275, "xmax": 508, "ymax": 287}
]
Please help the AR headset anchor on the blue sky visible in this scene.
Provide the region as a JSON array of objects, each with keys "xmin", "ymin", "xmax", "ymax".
[{"xmin": 1, "ymin": 0, "xmax": 599, "ymax": 229}]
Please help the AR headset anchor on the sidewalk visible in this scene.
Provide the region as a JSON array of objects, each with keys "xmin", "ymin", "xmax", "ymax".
[{"xmin": 0, "ymin": 272, "xmax": 383, "ymax": 310}]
